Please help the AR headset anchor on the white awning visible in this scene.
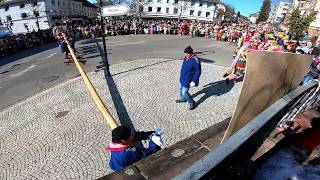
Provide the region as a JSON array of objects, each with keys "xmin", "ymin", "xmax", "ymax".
[{"xmin": 102, "ymin": 5, "xmax": 130, "ymax": 17}]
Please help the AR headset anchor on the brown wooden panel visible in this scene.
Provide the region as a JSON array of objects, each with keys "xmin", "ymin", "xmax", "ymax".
[
  {"xmin": 222, "ymin": 51, "xmax": 312, "ymax": 142},
  {"xmin": 135, "ymin": 138, "xmax": 208, "ymax": 180},
  {"xmin": 192, "ymin": 118, "xmax": 230, "ymax": 150},
  {"xmin": 98, "ymin": 165, "xmax": 145, "ymax": 180}
]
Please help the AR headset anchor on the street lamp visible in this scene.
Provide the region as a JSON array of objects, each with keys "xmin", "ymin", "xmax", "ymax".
[{"xmin": 97, "ymin": 0, "xmax": 110, "ymax": 77}]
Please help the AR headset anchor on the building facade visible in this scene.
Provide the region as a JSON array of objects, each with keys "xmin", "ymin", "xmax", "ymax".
[
  {"xmin": 0, "ymin": 0, "xmax": 97, "ymax": 34},
  {"xmin": 141, "ymin": 0, "xmax": 225, "ymax": 22},
  {"xmin": 290, "ymin": 0, "xmax": 320, "ymax": 36},
  {"xmin": 308, "ymin": 0, "xmax": 320, "ymax": 35},
  {"xmin": 268, "ymin": 1, "xmax": 291, "ymax": 24}
]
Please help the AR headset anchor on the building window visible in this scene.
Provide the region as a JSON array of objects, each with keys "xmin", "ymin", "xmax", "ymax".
[
  {"xmin": 20, "ymin": 4, "xmax": 25, "ymax": 8},
  {"xmin": 63, "ymin": 1, "xmax": 65, "ymax": 6},
  {"xmin": 33, "ymin": 1, "xmax": 38, "ymax": 6},
  {"xmin": 190, "ymin": 10, "xmax": 194, "ymax": 15},
  {"xmin": 167, "ymin": 0, "xmax": 169, "ymax": 3},
  {"xmin": 6, "ymin": 15, "xmax": 12, "ymax": 21},
  {"xmin": 206, "ymin": 12, "xmax": 210, "ymax": 17},
  {"xmin": 24, "ymin": 23, "xmax": 29, "ymax": 30},
  {"xmin": 207, "ymin": 3, "xmax": 212, "ymax": 7},
  {"xmin": 157, "ymin": 0, "xmax": 161, "ymax": 2},
  {"xmin": 21, "ymin": 13, "xmax": 28, "ymax": 19},
  {"xmin": 5, "ymin": 7, "xmax": 9, "ymax": 11},
  {"xmin": 57, "ymin": 0, "xmax": 60, "ymax": 6},
  {"xmin": 52, "ymin": 0, "xmax": 55, "ymax": 5},
  {"xmin": 148, "ymin": 7, "xmax": 152, "ymax": 12},
  {"xmin": 34, "ymin": 11, "xmax": 40, "ymax": 17},
  {"xmin": 174, "ymin": 8, "xmax": 178, "ymax": 14},
  {"xmin": 198, "ymin": 11, "xmax": 202, "ymax": 16},
  {"xmin": 191, "ymin": 1, "xmax": 195, "ymax": 6},
  {"xmin": 157, "ymin": 7, "xmax": 161, "ymax": 12},
  {"xmin": 166, "ymin": 8, "xmax": 169, "ymax": 13},
  {"xmin": 174, "ymin": 0, "xmax": 178, "ymax": 4}
]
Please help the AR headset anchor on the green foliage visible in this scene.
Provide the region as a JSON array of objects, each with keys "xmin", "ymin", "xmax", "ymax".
[
  {"xmin": 256, "ymin": 0, "xmax": 271, "ymax": 23},
  {"xmin": 289, "ymin": 9, "xmax": 317, "ymax": 35}
]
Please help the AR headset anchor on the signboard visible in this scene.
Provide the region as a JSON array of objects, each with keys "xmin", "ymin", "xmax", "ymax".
[
  {"xmin": 102, "ymin": 5, "xmax": 130, "ymax": 17},
  {"xmin": 0, "ymin": 26, "xmax": 11, "ymax": 37}
]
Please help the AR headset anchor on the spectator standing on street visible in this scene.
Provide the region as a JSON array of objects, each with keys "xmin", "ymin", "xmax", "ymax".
[
  {"xmin": 302, "ymin": 48, "xmax": 320, "ymax": 85},
  {"xmin": 176, "ymin": 46, "xmax": 201, "ymax": 110}
]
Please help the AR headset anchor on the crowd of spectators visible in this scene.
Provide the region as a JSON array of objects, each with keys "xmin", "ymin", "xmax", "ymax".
[
  {"xmin": 0, "ymin": 29, "xmax": 56, "ymax": 58},
  {"xmin": 2, "ymin": 18, "xmax": 320, "ymax": 60}
]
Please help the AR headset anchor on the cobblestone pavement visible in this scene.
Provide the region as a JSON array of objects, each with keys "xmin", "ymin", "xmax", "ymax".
[{"xmin": 0, "ymin": 59, "xmax": 241, "ymax": 179}]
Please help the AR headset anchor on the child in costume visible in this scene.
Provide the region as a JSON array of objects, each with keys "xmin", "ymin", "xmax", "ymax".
[
  {"xmin": 223, "ymin": 42, "xmax": 250, "ymax": 84},
  {"xmin": 106, "ymin": 126, "xmax": 163, "ymax": 172}
]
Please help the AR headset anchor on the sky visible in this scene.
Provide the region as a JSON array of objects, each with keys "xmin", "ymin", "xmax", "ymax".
[
  {"xmin": 88, "ymin": 0, "xmax": 290, "ymax": 17},
  {"xmin": 222, "ymin": 0, "xmax": 289, "ymax": 17}
]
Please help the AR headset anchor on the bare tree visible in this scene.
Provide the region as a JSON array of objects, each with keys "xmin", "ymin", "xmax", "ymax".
[
  {"xmin": 175, "ymin": 0, "xmax": 191, "ymax": 22},
  {"xmin": 222, "ymin": 3, "xmax": 236, "ymax": 22},
  {"xmin": 130, "ymin": 0, "xmax": 148, "ymax": 19}
]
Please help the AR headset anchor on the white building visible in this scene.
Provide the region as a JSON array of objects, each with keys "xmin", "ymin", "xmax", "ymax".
[
  {"xmin": 268, "ymin": 1, "xmax": 291, "ymax": 24},
  {"xmin": 141, "ymin": 0, "xmax": 225, "ymax": 22},
  {"xmin": 291, "ymin": 0, "xmax": 317, "ymax": 15},
  {"xmin": 290, "ymin": 0, "xmax": 320, "ymax": 36},
  {"xmin": 0, "ymin": 0, "xmax": 97, "ymax": 34}
]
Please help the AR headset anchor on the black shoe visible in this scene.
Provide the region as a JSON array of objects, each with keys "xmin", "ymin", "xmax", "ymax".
[
  {"xmin": 189, "ymin": 103, "xmax": 197, "ymax": 110},
  {"xmin": 176, "ymin": 99, "xmax": 187, "ymax": 103}
]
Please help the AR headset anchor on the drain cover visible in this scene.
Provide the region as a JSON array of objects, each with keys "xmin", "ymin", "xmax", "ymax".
[
  {"xmin": 55, "ymin": 111, "xmax": 69, "ymax": 118},
  {"xmin": 125, "ymin": 168, "xmax": 135, "ymax": 176},
  {"xmin": 42, "ymin": 75, "xmax": 59, "ymax": 83},
  {"xmin": 171, "ymin": 148, "xmax": 185, "ymax": 158}
]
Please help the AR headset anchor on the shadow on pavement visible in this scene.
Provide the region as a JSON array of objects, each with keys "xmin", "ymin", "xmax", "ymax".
[
  {"xmin": 192, "ymin": 80, "xmax": 234, "ymax": 105},
  {"xmin": 77, "ymin": 44, "xmax": 111, "ymax": 59},
  {"xmin": 112, "ymin": 59, "xmax": 175, "ymax": 76},
  {"xmin": 80, "ymin": 38, "xmax": 103, "ymax": 45},
  {"xmin": 199, "ymin": 58, "xmax": 215, "ymax": 64},
  {"xmin": 0, "ymin": 42, "xmax": 58, "ymax": 67},
  {"xmin": 94, "ymin": 38, "xmax": 136, "ymax": 131}
]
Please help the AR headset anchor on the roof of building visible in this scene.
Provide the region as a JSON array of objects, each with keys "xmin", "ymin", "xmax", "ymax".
[{"xmin": 249, "ymin": 12, "xmax": 260, "ymax": 17}]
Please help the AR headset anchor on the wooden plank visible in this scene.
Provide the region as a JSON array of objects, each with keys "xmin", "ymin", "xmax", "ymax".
[
  {"xmin": 192, "ymin": 118, "xmax": 230, "ymax": 150},
  {"xmin": 135, "ymin": 138, "xmax": 208, "ymax": 180},
  {"xmin": 98, "ymin": 165, "xmax": 145, "ymax": 180}
]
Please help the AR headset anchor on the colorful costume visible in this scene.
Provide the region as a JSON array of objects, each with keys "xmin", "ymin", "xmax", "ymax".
[{"xmin": 224, "ymin": 43, "xmax": 250, "ymax": 83}]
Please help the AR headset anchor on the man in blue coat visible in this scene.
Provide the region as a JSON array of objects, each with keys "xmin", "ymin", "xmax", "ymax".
[
  {"xmin": 106, "ymin": 126, "xmax": 162, "ymax": 172},
  {"xmin": 176, "ymin": 46, "xmax": 201, "ymax": 110}
]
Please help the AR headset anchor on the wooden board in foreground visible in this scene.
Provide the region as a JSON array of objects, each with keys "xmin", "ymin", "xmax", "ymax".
[{"xmin": 221, "ymin": 51, "xmax": 312, "ymax": 142}]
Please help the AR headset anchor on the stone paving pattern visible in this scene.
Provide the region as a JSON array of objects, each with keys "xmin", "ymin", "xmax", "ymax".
[{"xmin": 0, "ymin": 59, "xmax": 241, "ymax": 179}]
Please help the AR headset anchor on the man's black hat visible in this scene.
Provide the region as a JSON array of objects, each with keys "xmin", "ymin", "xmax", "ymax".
[
  {"xmin": 112, "ymin": 126, "xmax": 132, "ymax": 143},
  {"xmin": 184, "ymin": 46, "xmax": 193, "ymax": 54}
]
